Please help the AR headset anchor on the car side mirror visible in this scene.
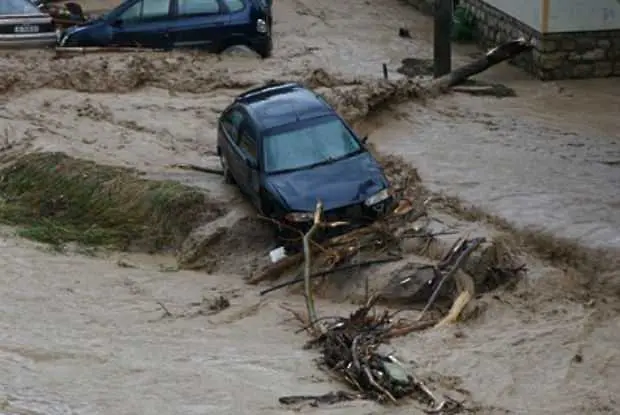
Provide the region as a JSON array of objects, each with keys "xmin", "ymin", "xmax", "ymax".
[
  {"xmin": 110, "ymin": 18, "xmax": 123, "ymax": 27},
  {"xmin": 361, "ymin": 136, "xmax": 369, "ymax": 144}
]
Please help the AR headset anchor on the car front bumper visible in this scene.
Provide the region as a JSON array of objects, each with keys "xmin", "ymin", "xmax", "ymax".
[
  {"xmin": 276, "ymin": 196, "xmax": 395, "ymax": 249},
  {"xmin": 0, "ymin": 32, "xmax": 57, "ymax": 48}
]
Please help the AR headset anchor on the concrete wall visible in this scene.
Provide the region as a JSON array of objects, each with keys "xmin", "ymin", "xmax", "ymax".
[
  {"xmin": 403, "ymin": 0, "xmax": 620, "ymax": 80},
  {"xmin": 547, "ymin": 0, "xmax": 620, "ymax": 33}
]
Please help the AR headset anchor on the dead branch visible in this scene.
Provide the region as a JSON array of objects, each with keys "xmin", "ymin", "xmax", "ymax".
[
  {"xmin": 156, "ymin": 301, "xmax": 173, "ymax": 318},
  {"xmin": 166, "ymin": 163, "xmax": 224, "ymax": 176},
  {"xmin": 259, "ymin": 256, "xmax": 402, "ymax": 296},
  {"xmin": 303, "ymin": 200, "xmax": 325, "ymax": 333},
  {"xmin": 435, "ymin": 270, "xmax": 476, "ymax": 327},
  {"xmin": 248, "ymin": 252, "xmax": 304, "ymax": 284},
  {"xmin": 417, "ymin": 237, "xmax": 485, "ymax": 321}
]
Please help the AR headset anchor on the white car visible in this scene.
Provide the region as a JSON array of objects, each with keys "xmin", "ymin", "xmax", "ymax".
[{"xmin": 0, "ymin": 0, "xmax": 58, "ymax": 48}]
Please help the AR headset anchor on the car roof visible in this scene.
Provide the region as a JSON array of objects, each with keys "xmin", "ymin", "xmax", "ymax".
[{"xmin": 235, "ymin": 82, "xmax": 334, "ymax": 131}]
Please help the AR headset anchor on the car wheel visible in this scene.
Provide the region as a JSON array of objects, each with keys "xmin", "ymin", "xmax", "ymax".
[
  {"xmin": 220, "ymin": 45, "xmax": 262, "ymax": 59},
  {"xmin": 219, "ymin": 153, "xmax": 234, "ymax": 184}
]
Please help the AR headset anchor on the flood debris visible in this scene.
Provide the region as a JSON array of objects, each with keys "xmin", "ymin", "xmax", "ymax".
[
  {"xmin": 153, "ymin": 294, "xmax": 231, "ymax": 321},
  {"xmin": 277, "ymin": 202, "xmax": 487, "ymax": 410},
  {"xmin": 33, "ymin": 0, "xmax": 88, "ymax": 28}
]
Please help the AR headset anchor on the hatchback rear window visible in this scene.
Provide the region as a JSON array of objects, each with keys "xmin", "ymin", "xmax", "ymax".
[
  {"xmin": 223, "ymin": 0, "xmax": 244, "ymax": 12},
  {"xmin": 0, "ymin": 0, "xmax": 41, "ymax": 15}
]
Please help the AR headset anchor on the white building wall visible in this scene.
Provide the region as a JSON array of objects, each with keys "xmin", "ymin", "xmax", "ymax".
[
  {"xmin": 547, "ymin": 0, "xmax": 620, "ymax": 32},
  {"xmin": 482, "ymin": 0, "xmax": 543, "ymax": 31}
]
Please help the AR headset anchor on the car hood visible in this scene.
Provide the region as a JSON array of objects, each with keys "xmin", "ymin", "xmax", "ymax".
[{"xmin": 265, "ymin": 152, "xmax": 388, "ymax": 212}]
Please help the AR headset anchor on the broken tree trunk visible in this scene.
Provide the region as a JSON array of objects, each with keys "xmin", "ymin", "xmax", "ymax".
[{"xmin": 428, "ymin": 37, "xmax": 534, "ymax": 94}]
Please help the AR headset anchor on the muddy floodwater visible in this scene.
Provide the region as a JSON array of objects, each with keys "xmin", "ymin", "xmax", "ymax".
[{"xmin": 1, "ymin": 0, "xmax": 620, "ymax": 414}]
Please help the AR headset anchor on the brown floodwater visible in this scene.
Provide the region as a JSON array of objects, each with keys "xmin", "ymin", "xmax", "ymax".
[{"xmin": 1, "ymin": 0, "xmax": 619, "ymax": 414}]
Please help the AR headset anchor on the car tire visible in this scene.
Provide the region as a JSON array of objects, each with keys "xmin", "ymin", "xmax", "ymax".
[
  {"xmin": 219, "ymin": 153, "xmax": 234, "ymax": 184},
  {"xmin": 220, "ymin": 45, "xmax": 262, "ymax": 59}
]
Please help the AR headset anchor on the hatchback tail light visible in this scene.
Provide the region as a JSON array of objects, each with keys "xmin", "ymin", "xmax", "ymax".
[{"xmin": 256, "ymin": 18, "xmax": 268, "ymax": 34}]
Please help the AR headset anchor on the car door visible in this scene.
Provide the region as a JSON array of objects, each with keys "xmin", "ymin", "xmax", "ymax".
[
  {"xmin": 110, "ymin": 0, "xmax": 173, "ymax": 48},
  {"xmin": 230, "ymin": 120, "xmax": 260, "ymax": 203},
  {"xmin": 218, "ymin": 106, "xmax": 244, "ymax": 175},
  {"xmin": 169, "ymin": 0, "xmax": 229, "ymax": 51}
]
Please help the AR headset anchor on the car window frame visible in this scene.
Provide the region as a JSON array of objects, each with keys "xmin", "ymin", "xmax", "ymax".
[
  {"xmin": 237, "ymin": 121, "xmax": 258, "ymax": 164},
  {"xmin": 118, "ymin": 0, "xmax": 172, "ymax": 23},
  {"xmin": 175, "ymin": 0, "xmax": 224, "ymax": 17},
  {"xmin": 221, "ymin": 0, "xmax": 246, "ymax": 13},
  {"xmin": 220, "ymin": 106, "xmax": 245, "ymax": 144}
]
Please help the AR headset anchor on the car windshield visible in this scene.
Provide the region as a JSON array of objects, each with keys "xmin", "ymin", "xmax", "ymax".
[
  {"xmin": 263, "ymin": 115, "xmax": 362, "ymax": 174},
  {"xmin": 0, "ymin": 0, "xmax": 41, "ymax": 15}
]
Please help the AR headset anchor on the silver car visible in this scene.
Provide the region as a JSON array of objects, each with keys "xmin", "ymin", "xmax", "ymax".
[{"xmin": 0, "ymin": 0, "xmax": 57, "ymax": 48}]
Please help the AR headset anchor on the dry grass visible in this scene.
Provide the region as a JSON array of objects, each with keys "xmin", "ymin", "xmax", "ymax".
[{"xmin": 0, "ymin": 152, "xmax": 223, "ymax": 250}]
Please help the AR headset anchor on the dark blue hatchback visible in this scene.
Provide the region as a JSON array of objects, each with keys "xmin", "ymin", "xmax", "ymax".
[
  {"xmin": 58, "ymin": 0, "xmax": 273, "ymax": 57},
  {"xmin": 217, "ymin": 82, "xmax": 394, "ymax": 241}
]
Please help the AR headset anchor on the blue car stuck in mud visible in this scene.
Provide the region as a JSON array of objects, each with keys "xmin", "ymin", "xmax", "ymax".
[
  {"xmin": 217, "ymin": 82, "xmax": 394, "ymax": 242},
  {"xmin": 58, "ymin": 0, "xmax": 273, "ymax": 57}
]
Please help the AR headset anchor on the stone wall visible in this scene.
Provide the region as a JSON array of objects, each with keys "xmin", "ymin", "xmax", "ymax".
[{"xmin": 403, "ymin": 0, "xmax": 620, "ymax": 80}]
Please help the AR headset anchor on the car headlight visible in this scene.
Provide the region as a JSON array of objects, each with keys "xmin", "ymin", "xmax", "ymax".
[
  {"xmin": 364, "ymin": 188, "xmax": 390, "ymax": 207},
  {"xmin": 256, "ymin": 18, "xmax": 268, "ymax": 34},
  {"xmin": 285, "ymin": 212, "xmax": 313, "ymax": 222}
]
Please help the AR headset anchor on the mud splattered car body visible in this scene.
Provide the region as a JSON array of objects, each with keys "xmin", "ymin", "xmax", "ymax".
[
  {"xmin": 217, "ymin": 82, "xmax": 393, "ymax": 238},
  {"xmin": 0, "ymin": 0, "xmax": 58, "ymax": 48},
  {"xmin": 58, "ymin": 0, "xmax": 273, "ymax": 57}
]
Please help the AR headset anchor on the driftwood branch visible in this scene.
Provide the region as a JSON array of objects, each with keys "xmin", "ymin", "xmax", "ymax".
[
  {"xmin": 417, "ymin": 237, "xmax": 485, "ymax": 321},
  {"xmin": 303, "ymin": 200, "xmax": 324, "ymax": 331},
  {"xmin": 166, "ymin": 163, "xmax": 224, "ymax": 176}
]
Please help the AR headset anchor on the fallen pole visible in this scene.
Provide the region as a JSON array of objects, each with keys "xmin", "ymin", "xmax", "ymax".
[{"xmin": 430, "ymin": 37, "xmax": 534, "ymax": 92}]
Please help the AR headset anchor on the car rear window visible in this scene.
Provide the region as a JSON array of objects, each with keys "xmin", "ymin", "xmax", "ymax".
[
  {"xmin": 223, "ymin": 0, "xmax": 244, "ymax": 12},
  {"xmin": 0, "ymin": 0, "xmax": 41, "ymax": 15},
  {"xmin": 263, "ymin": 115, "xmax": 362, "ymax": 173}
]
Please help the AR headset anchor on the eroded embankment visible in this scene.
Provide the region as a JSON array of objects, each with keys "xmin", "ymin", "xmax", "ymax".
[
  {"xmin": 0, "ymin": 63, "xmax": 617, "ymax": 309},
  {"xmin": 0, "ymin": 152, "xmax": 225, "ymax": 250}
]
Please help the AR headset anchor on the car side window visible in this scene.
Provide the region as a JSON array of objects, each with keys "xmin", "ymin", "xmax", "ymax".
[
  {"xmin": 237, "ymin": 125, "xmax": 257, "ymax": 161},
  {"xmin": 177, "ymin": 0, "xmax": 220, "ymax": 16},
  {"xmin": 221, "ymin": 108, "xmax": 244, "ymax": 141},
  {"xmin": 120, "ymin": 0, "xmax": 170, "ymax": 21},
  {"xmin": 222, "ymin": 0, "xmax": 245, "ymax": 12}
]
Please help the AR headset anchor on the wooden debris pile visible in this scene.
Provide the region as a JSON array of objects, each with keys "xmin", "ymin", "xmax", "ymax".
[{"xmin": 277, "ymin": 202, "xmax": 501, "ymax": 411}]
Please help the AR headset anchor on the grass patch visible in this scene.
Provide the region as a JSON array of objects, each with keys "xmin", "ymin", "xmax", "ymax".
[{"xmin": 0, "ymin": 152, "xmax": 224, "ymax": 250}]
